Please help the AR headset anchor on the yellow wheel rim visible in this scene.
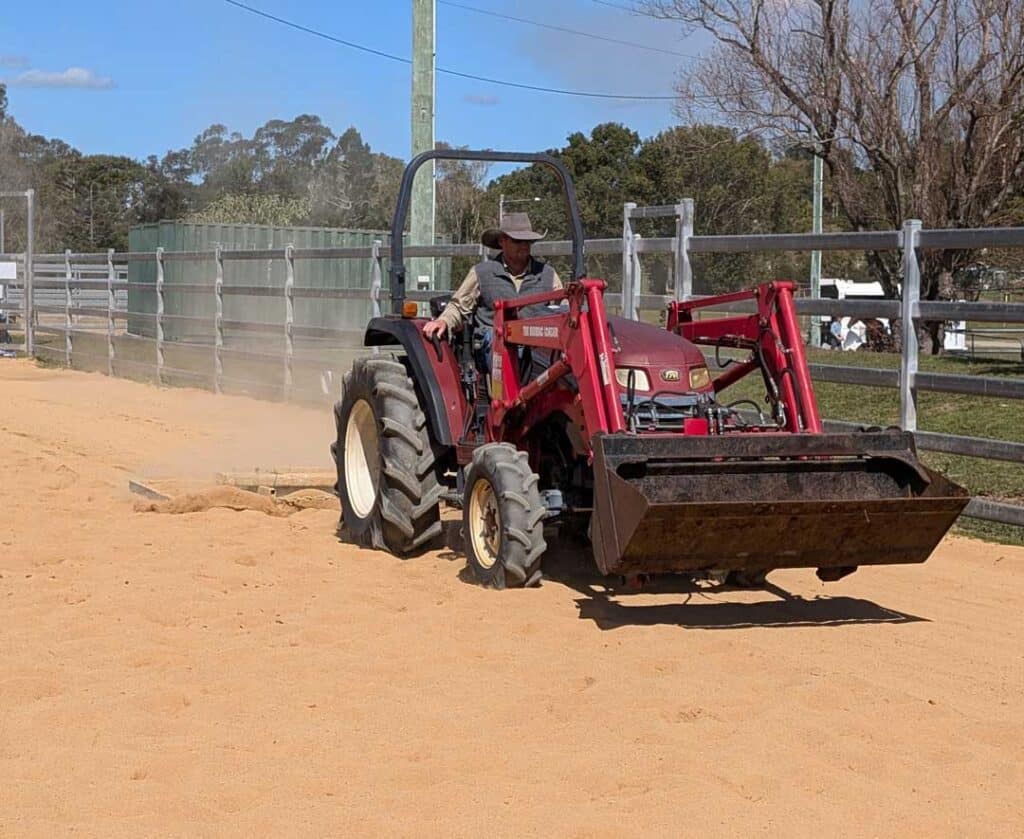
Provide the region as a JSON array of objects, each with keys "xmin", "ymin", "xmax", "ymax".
[{"xmin": 468, "ymin": 478, "xmax": 501, "ymax": 570}]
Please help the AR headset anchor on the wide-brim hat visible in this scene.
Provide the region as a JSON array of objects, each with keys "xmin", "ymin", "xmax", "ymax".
[{"xmin": 481, "ymin": 212, "xmax": 546, "ymax": 249}]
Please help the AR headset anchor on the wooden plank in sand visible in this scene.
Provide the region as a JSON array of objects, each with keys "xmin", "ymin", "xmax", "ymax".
[{"xmin": 216, "ymin": 470, "xmax": 336, "ymax": 492}]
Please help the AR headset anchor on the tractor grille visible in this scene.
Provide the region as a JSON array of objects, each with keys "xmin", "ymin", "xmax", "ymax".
[{"xmin": 623, "ymin": 394, "xmax": 703, "ymax": 431}]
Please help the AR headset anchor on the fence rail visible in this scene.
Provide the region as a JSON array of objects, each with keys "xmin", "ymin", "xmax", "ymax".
[{"xmin": 2, "ymin": 211, "xmax": 1023, "ymax": 530}]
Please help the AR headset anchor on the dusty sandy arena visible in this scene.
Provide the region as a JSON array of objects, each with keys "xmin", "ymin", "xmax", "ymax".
[{"xmin": 1, "ymin": 359, "xmax": 1022, "ymax": 837}]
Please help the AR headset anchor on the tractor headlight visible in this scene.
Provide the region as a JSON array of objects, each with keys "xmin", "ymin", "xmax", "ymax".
[
  {"xmin": 688, "ymin": 366, "xmax": 712, "ymax": 390},
  {"xmin": 615, "ymin": 367, "xmax": 651, "ymax": 392}
]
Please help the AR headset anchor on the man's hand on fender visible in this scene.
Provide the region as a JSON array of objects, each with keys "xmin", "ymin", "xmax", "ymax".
[{"xmin": 423, "ymin": 319, "xmax": 448, "ymax": 339}]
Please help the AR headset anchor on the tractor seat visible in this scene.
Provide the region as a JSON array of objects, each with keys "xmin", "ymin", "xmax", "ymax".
[{"xmin": 429, "ymin": 294, "xmax": 452, "ymax": 319}]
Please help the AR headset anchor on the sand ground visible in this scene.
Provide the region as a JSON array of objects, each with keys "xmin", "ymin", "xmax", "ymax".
[{"xmin": 1, "ymin": 359, "xmax": 1022, "ymax": 837}]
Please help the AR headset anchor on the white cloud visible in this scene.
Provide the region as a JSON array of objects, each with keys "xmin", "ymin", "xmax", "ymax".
[
  {"xmin": 510, "ymin": 1, "xmax": 702, "ymax": 105},
  {"xmin": 9, "ymin": 67, "xmax": 115, "ymax": 90},
  {"xmin": 0, "ymin": 55, "xmax": 30, "ymax": 69},
  {"xmin": 464, "ymin": 93, "xmax": 500, "ymax": 106}
]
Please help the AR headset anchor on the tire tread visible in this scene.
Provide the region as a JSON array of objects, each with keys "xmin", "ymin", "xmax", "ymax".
[{"xmin": 333, "ymin": 356, "xmax": 443, "ymax": 556}]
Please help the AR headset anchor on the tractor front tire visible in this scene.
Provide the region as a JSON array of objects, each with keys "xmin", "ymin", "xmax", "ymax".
[
  {"xmin": 333, "ymin": 356, "xmax": 442, "ymax": 555},
  {"xmin": 463, "ymin": 443, "xmax": 547, "ymax": 589}
]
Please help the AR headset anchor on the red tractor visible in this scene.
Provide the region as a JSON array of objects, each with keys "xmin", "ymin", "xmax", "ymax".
[{"xmin": 333, "ymin": 150, "xmax": 967, "ymax": 588}]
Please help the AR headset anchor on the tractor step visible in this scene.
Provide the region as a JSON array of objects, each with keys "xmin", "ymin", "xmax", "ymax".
[{"xmin": 589, "ymin": 430, "xmax": 969, "ymax": 578}]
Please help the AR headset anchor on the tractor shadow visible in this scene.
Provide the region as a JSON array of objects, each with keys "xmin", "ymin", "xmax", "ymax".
[
  {"xmin": 541, "ymin": 536, "xmax": 927, "ymax": 632},
  {"xmin": 437, "ymin": 523, "xmax": 925, "ymax": 631}
]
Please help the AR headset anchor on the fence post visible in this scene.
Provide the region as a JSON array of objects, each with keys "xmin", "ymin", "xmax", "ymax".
[
  {"xmin": 25, "ymin": 188, "xmax": 34, "ymax": 356},
  {"xmin": 676, "ymin": 198, "xmax": 694, "ymax": 302},
  {"xmin": 106, "ymin": 248, "xmax": 115, "ymax": 376},
  {"xmin": 214, "ymin": 245, "xmax": 224, "ymax": 395},
  {"xmin": 370, "ymin": 240, "xmax": 383, "ymax": 319},
  {"xmin": 155, "ymin": 247, "xmax": 165, "ymax": 385},
  {"xmin": 63, "ymin": 249, "xmax": 73, "ymax": 367},
  {"xmin": 630, "ymin": 234, "xmax": 643, "ymax": 320},
  {"xmin": 899, "ymin": 219, "xmax": 922, "ymax": 432},
  {"xmin": 284, "ymin": 244, "xmax": 295, "ymax": 399},
  {"xmin": 622, "ymin": 203, "xmax": 636, "ymax": 319},
  {"xmin": 370, "ymin": 240, "xmax": 383, "ymax": 356}
]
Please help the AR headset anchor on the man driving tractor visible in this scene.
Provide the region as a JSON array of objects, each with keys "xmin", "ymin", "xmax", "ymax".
[{"xmin": 422, "ymin": 212, "xmax": 562, "ymax": 359}]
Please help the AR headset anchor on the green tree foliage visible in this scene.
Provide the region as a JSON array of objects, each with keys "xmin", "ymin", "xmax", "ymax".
[
  {"xmin": 169, "ymin": 119, "xmax": 400, "ymax": 230},
  {"xmin": 0, "ymin": 93, "xmax": 409, "ymax": 248},
  {"xmin": 311, "ymin": 127, "xmax": 380, "ymax": 228},
  {"xmin": 486, "ymin": 122, "xmax": 814, "ymax": 293},
  {"xmin": 486, "ymin": 123, "xmax": 648, "ymax": 241},
  {"xmin": 561, "ymin": 123, "xmax": 649, "ymax": 238},
  {"xmin": 640, "ymin": 125, "xmax": 815, "ymax": 292},
  {"xmin": 185, "ymin": 193, "xmax": 313, "ymax": 226},
  {"xmin": 251, "ymin": 114, "xmax": 333, "ymax": 197},
  {"xmin": 140, "ymin": 153, "xmax": 192, "ymax": 223},
  {"xmin": 39, "ymin": 154, "xmax": 153, "ymax": 251},
  {"xmin": 2, "ymin": 86, "xmax": 138, "ymax": 250}
]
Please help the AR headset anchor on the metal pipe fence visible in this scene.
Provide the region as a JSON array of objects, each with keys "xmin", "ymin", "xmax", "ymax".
[{"xmin": 2, "ymin": 207, "xmax": 1023, "ymax": 529}]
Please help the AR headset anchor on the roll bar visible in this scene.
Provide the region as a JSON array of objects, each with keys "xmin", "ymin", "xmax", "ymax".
[{"xmin": 389, "ymin": 149, "xmax": 586, "ymax": 315}]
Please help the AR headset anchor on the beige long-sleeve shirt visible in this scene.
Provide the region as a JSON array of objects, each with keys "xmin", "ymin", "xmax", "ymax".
[{"xmin": 438, "ymin": 262, "xmax": 563, "ymax": 331}]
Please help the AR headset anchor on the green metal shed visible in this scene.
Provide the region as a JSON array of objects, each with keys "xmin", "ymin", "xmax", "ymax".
[{"xmin": 127, "ymin": 221, "xmax": 451, "ymax": 341}]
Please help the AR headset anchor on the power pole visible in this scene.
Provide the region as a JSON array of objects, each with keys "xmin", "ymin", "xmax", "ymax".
[
  {"xmin": 809, "ymin": 151, "xmax": 824, "ymax": 346},
  {"xmin": 498, "ymin": 195, "xmax": 540, "ymax": 225},
  {"xmin": 411, "ymin": 0, "xmax": 436, "ymax": 292}
]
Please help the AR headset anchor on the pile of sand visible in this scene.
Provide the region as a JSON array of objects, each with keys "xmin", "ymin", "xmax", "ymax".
[
  {"xmin": 135, "ymin": 485, "xmax": 339, "ymax": 517},
  {"xmin": 278, "ymin": 487, "xmax": 338, "ymax": 511}
]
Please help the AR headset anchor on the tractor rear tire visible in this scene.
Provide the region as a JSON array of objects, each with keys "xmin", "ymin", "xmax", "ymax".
[
  {"xmin": 332, "ymin": 356, "xmax": 443, "ymax": 555},
  {"xmin": 463, "ymin": 443, "xmax": 547, "ymax": 589}
]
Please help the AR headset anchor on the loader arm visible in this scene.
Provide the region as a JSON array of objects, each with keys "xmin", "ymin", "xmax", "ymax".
[
  {"xmin": 667, "ymin": 281, "xmax": 822, "ymax": 433},
  {"xmin": 488, "ymin": 279, "xmax": 625, "ymax": 449}
]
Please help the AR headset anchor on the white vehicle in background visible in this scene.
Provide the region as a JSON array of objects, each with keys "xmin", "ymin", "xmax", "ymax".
[{"xmin": 819, "ymin": 278, "xmax": 893, "ymax": 351}]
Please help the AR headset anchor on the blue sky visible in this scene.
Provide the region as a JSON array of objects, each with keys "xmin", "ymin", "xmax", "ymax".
[{"xmin": 0, "ymin": 0, "xmax": 707, "ymax": 162}]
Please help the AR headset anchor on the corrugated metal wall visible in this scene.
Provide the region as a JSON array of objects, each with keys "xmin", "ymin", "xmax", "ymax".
[{"xmin": 127, "ymin": 221, "xmax": 451, "ymax": 341}]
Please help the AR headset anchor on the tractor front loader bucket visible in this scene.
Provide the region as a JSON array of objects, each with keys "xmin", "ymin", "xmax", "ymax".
[{"xmin": 589, "ymin": 431, "xmax": 969, "ymax": 578}]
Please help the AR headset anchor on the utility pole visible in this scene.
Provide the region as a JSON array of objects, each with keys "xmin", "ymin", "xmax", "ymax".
[
  {"xmin": 499, "ymin": 194, "xmax": 540, "ymax": 224},
  {"xmin": 411, "ymin": 0, "xmax": 436, "ymax": 292},
  {"xmin": 809, "ymin": 151, "xmax": 824, "ymax": 346},
  {"xmin": 0, "ymin": 209, "xmax": 5, "ymax": 253},
  {"xmin": 26, "ymin": 189, "xmax": 34, "ymax": 355}
]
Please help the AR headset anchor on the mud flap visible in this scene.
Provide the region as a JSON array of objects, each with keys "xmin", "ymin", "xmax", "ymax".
[{"xmin": 590, "ymin": 431, "xmax": 969, "ymax": 577}]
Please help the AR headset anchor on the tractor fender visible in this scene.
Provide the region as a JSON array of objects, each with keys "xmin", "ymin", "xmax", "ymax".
[{"xmin": 364, "ymin": 316, "xmax": 466, "ymax": 447}]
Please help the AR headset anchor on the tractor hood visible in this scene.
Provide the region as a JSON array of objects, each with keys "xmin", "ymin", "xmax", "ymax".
[
  {"xmin": 609, "ymin": 315, "xmax": 710, "ymax": 392},
  {"xmin": 610, "ymin": 315, "xmax": 707, "ymax": 367}
]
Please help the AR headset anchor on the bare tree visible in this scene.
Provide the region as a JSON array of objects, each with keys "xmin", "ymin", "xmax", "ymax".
[
  {"xmin": 645, "ymin": 0, "xmax": 1024, "ymax": 349},
  {"xmin": 435, "ymin": 144, "xmax": 490, "ymax": 244}
]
